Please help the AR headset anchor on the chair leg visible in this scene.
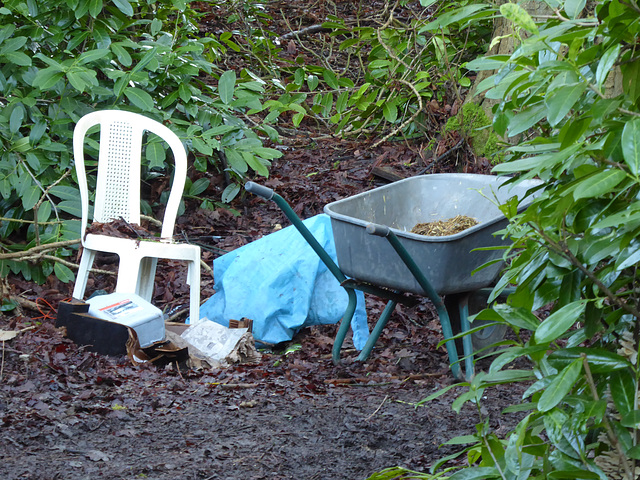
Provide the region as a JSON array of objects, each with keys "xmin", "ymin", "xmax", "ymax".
[
  {"xmin": 114, "ymin": 252, "xmax": 143, "ymax": 294},
  {"xmin": 136, "ymin": 257, "xmax": 158, "ymax": 302},
  {"xmin": 73, "ymin": 248, "xmax": 97, "ymax": 300},
  {"xmin": 188, "ymin": 257, "xmax": 201, "ymax": 322}
]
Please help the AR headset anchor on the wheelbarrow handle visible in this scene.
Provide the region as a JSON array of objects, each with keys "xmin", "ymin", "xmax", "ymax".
[
  {"xmin": 245, "ymin": 181, "xmax": 274, "ymax": 200},
  {"xmin": 366, "ymin": 223, "xmax": 390, "ymax": 237}
]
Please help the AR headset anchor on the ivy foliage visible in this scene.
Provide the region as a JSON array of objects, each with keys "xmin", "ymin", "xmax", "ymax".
[
  {"xmin": 0, "ymin": 0, "xmax": 281, "ymax": 285},
  {"xmin": 368, "ymin": 0, "xmax": 640, "ymax": 478}
]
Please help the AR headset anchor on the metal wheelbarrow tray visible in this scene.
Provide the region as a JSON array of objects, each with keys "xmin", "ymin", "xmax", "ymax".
[{"xmin": 324, "ymin": 173, "xmax": 540, "ymax": 296}]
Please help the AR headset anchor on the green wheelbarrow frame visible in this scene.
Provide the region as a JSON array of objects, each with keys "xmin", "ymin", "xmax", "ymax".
[{"xmin": 245, "ymin": 182, "xmax": 484, "ymax": 381}]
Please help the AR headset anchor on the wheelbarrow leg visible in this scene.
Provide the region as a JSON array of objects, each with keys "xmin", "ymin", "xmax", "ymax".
[
  {"xmin": 457, "ymin": 297, "xmax": 475, "ymax": 381},
  {"xmin": 357, "ymin": 299, "xmax": 398, "ymax": 362},
  {"xmin": 365, "ymin": 224, "xmax": 468, "ymax": 381},
  {"xmin": 332, "ymin": 288, "xmax": 359, "ymax": 364}
]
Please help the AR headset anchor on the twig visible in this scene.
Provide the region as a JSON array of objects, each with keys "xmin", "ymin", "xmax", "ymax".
[
  {"xmin": 483, "ymin": 434, "xmax": 508, "ymax": 480},
  {"xmin": 279, "ymin": 24, "xmax": 332, "ymax": 41},
  {"xmin": 9, "ymin": 295, "xmax": 42, "ymax": 312},
  {"xmin": 0, "ymin": 239, "xmax": 80, "ymax": 260},
  {"xmin": 219, "ymin": 382, "xmax": 259, "ymax": 389},
  {"xmin": 0, "ymin": 216, "xmax": 64, "ymax": 225},
  {"xmin": 365, "ymin": 395, "xmax": 388, "ymax": 420},
  {"xmin": 21, "ymin": 254, "xmax": 82, "ymax": 271}
]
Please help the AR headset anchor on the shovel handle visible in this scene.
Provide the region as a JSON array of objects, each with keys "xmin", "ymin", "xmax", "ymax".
[{"xmin": 245, "ymin": 181, "xmax": 274, "ymax": 200}]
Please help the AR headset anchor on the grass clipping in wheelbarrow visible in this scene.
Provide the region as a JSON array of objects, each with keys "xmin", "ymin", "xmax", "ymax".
[{"xmin": 411, "ymin": 215, "xmax": 479, "ymax": 236}]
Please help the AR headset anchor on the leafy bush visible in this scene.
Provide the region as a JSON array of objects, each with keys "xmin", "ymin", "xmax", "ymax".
[
  {"xmin": 369, "ymin": 0, "xmax": 640, "ymax": 478},
  {"xmin": 0, "ymin": 0, "xmax": 281, "ymax": 285}
]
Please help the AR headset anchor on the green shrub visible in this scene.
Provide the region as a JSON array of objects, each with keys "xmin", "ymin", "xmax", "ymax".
[
  {"xmin": 0, "ymin": 0, "xmax": 281, "ymax": 284},
  {"xmin": 370, "ymin": 0, "xmax": 640, "ymax": 478}
]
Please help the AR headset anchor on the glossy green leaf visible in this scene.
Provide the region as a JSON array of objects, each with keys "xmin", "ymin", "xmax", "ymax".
[
  {"xmin": 507, "ymin": 104, "xmax": 547, "ymax": 137},
  {"xmin": 189, "ymin": 178, "xmax": 210, "ymax": 196},
  {"xmin": 620, "ymin": 409, "xmax": 640, "ymax": 428},
  {"xmin": 610, "ymin": 371, "xmax": 635, "ymax": 416},
  {"xmin": 36, "ymin": 201, "xmax": 51, "ymax": 223},
  {"xmin": 537, "ymin": 358, "xmax": 582, "ymax": 412},
  {"xmin": 476, "ymin": 369, "xmax": 535, "ymax": 385},
  {"xmin": 534, "ymin": 300, "xmax": 587, "ymax": 344},
  {"xmin": 492, "ymin": 303, "xmax": 540, "ymax": 330},
  {"xmin": 447, "ymin": 467, "xmax": 501, "ymax": 480},
  {"xmin": 242, "ymin": 152, "xmax": 269, "ymax": 177},
  {"xmin": 78, "ymin": 48, "xmax": 110, "ymax": 65},
  {"xmin": 191, "ymin": 137, "xmax": 213, "ymax": 156},
  {"xmin": 224, "ymin": 148, "xmax": 247, "ymax": 173},
  {"xmin": 88, "ymin": 0, "xmax": 102, "ymax": 17},
  {"xmin": 0, "ymin": 36, "xmax": 27, "ymax": 54},
  {"xmin": 21, "ymin": 185, "xmax": 40, "ymax": 211},
  {"xmin": 150, "ymin": 17, "xmax": 163, "ymax": 36},
  {"xmin": 54, "ymin": 262, "xmax": 75, "ymax": 283},
  {"xmin": 146, "ymin": 142, "xmax": 166, "ymax": 169},
  {"xmin": 218, "ymin": 70, "xmax": 236, "ymax": 105},
  {"xmin": 545, "ymin": 83, "xmax": 586, "ymax": 126},
  {"xmin": 627, "ymin": 445, "xmax": 640, "ymax": 461},
  {"xmin": 32, "ymin": 67, "xmax": 64, "ymax": 90},
  {"xmin": 9, "ymin": 107, "xmax": 24, "ymax": 134},
  {"xmin": 2, "ymin": 51, "xmax": 31, "ymax": 66},
  {"xmin": 622, "ymin": 59, "xmax": 640, "ymax": 104},
  {"xmin": 336, "ymin": 91, "xmax": 348, "ymax": 114},
  {"xmin": 573, "ymin": 169, "xmax": 626, "ymax": 200},
  {"xmin": 500, "ymin": 3, "xmax": 538, "ymax": 34},
  {"xmin": 419, "ymin": 4, "xmax": 490, "ymax": 32},
  {"xmin": 383, "ymin": 101, "xmax": 397, "ymax": 123},
  {"xmin": 307, "ymin": 75, "xmax": 319, "ymax": 91},
  {"xmin": 564, "ymin": 0, "xmax": 586, "ymax": 19},
  {"xmin": 111, "ymin": 43, "xmax": 132, "ymax": 67},
  {"xmin": 323, "ymin": 69, "xmax": 339, "ymax": 89},
  {"xmin": 124, "ymin": 87, "xmax": 154, "ymax": 111},
  {"xmin": 465, "ymin": 55, "xmax": 511, "ymax": 72},
  {"xmin": 66, "ymin": 70, "xmax": 87, "ymax": 92},
  {"xmin": 221, "ymin": 183, "xmax": 240, "ymax": 203},
  {"xmin": 622, "ymin": 117, "xmax": 640, "ymax": 176},
  {"xmin": 595, "ymin": 44, "xmax": 620, "ymax": 90},
  {"xmin": 112, "ymin": 0, "xmax": 134, "ymax": 16},
  {"xmin": 548, "ymin": 348, "xmax": 631, "ymax": 374},
  {"xmin": 179, "ymin": 83, "xmax": 191, "ymax": 103},
  {"xmin": 131, "ymin": 47, "xmax": 158, "ymax": 74}
]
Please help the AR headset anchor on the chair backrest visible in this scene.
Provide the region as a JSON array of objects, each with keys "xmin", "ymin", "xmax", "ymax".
[{"xmin": 73, "ymin": 110, "xmax": 188, "ymax": 242}]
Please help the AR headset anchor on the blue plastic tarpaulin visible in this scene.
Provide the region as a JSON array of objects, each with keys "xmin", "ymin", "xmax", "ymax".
[{"xmin": 197, "ymin": 214, "xmax": 370, "ymax": 350}]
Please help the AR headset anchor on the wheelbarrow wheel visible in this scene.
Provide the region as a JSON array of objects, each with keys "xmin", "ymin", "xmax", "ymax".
[{"xmin": 444, "ymin": 291, "xmax": 507, "ymax": 355}]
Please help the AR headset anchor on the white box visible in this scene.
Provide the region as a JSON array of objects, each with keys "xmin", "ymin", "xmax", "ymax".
[{"xmin": 87, "ymin": 293, "xmax": 165, "ymax": 347}]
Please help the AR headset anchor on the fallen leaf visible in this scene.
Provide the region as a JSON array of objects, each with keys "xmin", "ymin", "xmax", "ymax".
[
  {"xmin": 86, "ymin": 449, "xmax": 110, "ymax": 462},
  {"xmin": 0, "ymin": 330, "xmax": 18, "ymax": 341}
]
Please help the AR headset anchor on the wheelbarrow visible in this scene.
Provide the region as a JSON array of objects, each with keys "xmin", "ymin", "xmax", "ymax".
[{"xmin": 246, "ymin": 174, "xmax": 541, "ymax": 380}]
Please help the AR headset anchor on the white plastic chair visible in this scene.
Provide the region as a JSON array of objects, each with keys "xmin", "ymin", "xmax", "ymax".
[{"xmin": 72, "ymin": 110, "xmax": 201, "ymax": 323}]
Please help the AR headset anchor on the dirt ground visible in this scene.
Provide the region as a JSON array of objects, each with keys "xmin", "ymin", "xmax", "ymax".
[
  {"xmin": 0, "ymin": 2, "xmax": 530, "ymax": 479},
  {"xmin": 0, "ymin": 138, "xmax": 524, "ymax": 480}
]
